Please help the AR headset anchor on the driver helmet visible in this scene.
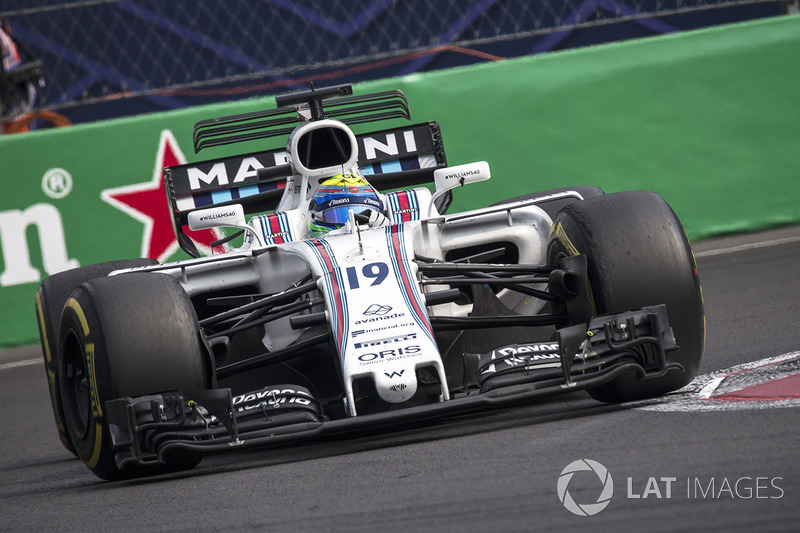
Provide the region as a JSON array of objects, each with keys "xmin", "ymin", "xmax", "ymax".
[{"xmin": 309, "ymin": 173, "xmax": 383, "ymax": 236}]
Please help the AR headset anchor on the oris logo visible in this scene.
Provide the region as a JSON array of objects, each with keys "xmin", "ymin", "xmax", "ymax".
[{"xmin": 357, "ymin": 345, "xmax": 421, "ymax": 362}]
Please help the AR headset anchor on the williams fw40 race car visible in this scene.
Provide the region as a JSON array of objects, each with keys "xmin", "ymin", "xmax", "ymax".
[{"xmin": 35, "ymin": 84, "xmax": 704, "ymax": 480}]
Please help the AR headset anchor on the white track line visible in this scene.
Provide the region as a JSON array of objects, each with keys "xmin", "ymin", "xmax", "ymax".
[
  {"xmin": 0, "ymin": 358, "xmax": 42, "ymax": 371},
  {"xmin": 694, "ymin": 235, "xmax": 800, "ymax": 258}
]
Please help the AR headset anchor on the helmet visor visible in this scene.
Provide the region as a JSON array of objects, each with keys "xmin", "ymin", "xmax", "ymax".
[{"xmin": 315, "ymin": 195, "xmax": 382, "ymax": 225}]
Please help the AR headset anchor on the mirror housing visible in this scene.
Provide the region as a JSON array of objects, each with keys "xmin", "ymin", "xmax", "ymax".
[
  {"xmin": 429, "ymin": 161, "xmax": 491, "ymax": 216},
  {"xmin": 187, "ymin": 204, "xmax": 263, "ymax": 247}
]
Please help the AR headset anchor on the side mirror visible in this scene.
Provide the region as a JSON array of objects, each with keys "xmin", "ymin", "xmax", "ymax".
[
  {"xmin": 187, "ymin": 204, "xmax": 263, "ymax": 246},
  {"xmin": 429, "ymin": 161, "xmax": 491, "ymax": 216}
]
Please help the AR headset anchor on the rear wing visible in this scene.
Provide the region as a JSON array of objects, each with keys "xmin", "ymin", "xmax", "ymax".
[
  {"xmin": 164, "ymin": 121, "xmax": 447, "ymax": 257},
  {"xmin": 192, "ymin": 85, "xmax": 411, "ymax": 153}
]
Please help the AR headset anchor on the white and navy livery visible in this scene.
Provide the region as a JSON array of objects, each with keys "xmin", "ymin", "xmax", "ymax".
[{"xmin": 36, "ymin": 83, "xmax": 705, "ymax": 480}]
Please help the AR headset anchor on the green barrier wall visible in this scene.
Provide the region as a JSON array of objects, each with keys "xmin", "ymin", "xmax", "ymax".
[{"xmin": 1, "ymin": 15, "xmax": 798, "ymax": 347}]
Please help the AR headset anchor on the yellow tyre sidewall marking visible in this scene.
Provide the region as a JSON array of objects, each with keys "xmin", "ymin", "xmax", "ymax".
[
  {"xmin": 549, "ymin": 221, "xmax": 597, "ymax": 315},
  {"xmin": 66, "ymin": 298, "xmax": 90, "ymax": 336},
  {"xmin": 35, "ymin": 292, "xmax": 70, "ymax": 441},
  {"xmin": 550, "ymin": 221, "xmax": 579, "ymax": 256},
  {"xmin": 65, "ymin": 297, "xmax": 105, "ymax": 469},
  {"xmin": 34, "ymin": 293, "xmax": 53, "ymax": 367}
]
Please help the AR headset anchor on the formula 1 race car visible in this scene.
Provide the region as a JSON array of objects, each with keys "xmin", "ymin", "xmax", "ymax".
[{"xmin": 35, "ymin": 84, "xmax": 704, "ymax": 480}]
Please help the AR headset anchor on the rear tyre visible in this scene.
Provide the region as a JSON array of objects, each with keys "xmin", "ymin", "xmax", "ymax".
[
  {"xmin": 547, "ymin": 190, "xmax": 704, "ymax": 402},
  {"xmin": 35, "ymin": 259, "xmax": 157, "ymax": 456},
  {"xmin": 59, "ymin": 272, "xmax": 207, "ymax": 480}
]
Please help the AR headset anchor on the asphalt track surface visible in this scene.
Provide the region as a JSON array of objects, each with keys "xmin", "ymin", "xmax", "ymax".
[{"xmin": 1, "ymin": 225, "xmax": 799, "ymax": 532}]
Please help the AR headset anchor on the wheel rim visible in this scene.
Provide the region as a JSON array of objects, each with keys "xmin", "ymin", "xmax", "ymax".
[{"xmin": 62, "ymin": 328, "xmax": 91, "ymax": 439}]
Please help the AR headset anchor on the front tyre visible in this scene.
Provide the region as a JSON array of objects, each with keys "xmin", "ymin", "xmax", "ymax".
[
  {"xmin": 547, "ymin": 190, "xmax": 704, "ymax": 402},
  {"xmin": 35, "ymin": 259, "xmax": 157, "ymax": 456},
  {"xmin": 59, "ymin": 272, "xmax": 207, "ymax": 480}
]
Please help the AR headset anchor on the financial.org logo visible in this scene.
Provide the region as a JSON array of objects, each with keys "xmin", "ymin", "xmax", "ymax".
[
  {"xmin": 557, "ymin": 459, "xmax": 614, "ymax": 516},
  {"xmin": 363, "ymin": 304, "xmax": 392, "ymax": 316}
]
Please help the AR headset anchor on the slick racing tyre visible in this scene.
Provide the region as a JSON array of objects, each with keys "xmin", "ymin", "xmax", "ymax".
[
  {"xmin": 58, "ymin": 272, "xmax": 207, "ymax": 480},
  {"xmin": 35, "ymin": 258, "xmax": 157, "ymax": 456},
  {"xmin": 547, "ymin": 190, "xmax": 704, "ymax": 402},
  {"xmin": 492, "ymin": 186, "xmax": 605, "ymax": 220}
]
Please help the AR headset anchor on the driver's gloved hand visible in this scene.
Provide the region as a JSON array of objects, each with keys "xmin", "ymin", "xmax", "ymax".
[{"xmin": 354, "ymin": 209, "xmax": 388, "ymax": 227}]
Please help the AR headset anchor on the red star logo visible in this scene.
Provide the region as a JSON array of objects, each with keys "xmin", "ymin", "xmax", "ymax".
[{"xmin": 102, "ymin": 130, "xmax": 224, "ymax": 261}]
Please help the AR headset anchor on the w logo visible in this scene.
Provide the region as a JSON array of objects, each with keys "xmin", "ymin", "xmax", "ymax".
[{"xmin": 384, "ymin": 370, "xmax": 405, "ymax": 378}]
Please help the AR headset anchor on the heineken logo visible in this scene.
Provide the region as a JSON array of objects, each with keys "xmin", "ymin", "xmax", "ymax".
[
  {"xmin": 0, "ymin": 130, "xmax": 224, "ymax": 289},
  {"xmin": 100, "ymin": 130, "xmax": 225, "ymax": 261}
]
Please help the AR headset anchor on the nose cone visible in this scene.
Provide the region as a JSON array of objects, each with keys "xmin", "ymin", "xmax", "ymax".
[{"xmin": 374, "ymin": 366, "xmax": 418, "ymax": 403}]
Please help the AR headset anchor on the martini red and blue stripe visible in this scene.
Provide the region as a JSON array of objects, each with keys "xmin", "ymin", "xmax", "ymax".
[
  {"xmin": 385, "ymin": 190, "xmax": 420, "ymax": 224},
  {"xmin": 257, "ymin": 212, "xmax": 293, "ymax": 245},
  {"xmin": 385, "ymin": 224, "xmax": 435, "ymax": 344},
  {"xmin": 305, "ymin": 238, "xmax": 349, "ymax": 368}
]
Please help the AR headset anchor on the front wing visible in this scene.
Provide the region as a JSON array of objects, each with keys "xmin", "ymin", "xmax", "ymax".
[{"xmin": 106, "ymin": 305, "xmax": 681, "ymax": 470}]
